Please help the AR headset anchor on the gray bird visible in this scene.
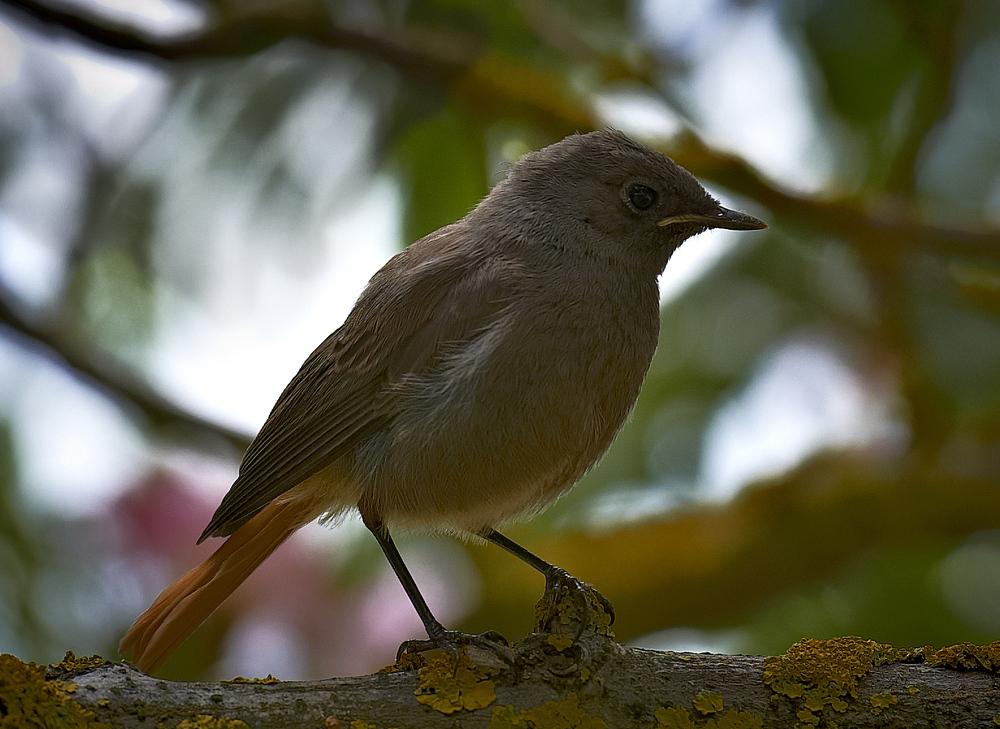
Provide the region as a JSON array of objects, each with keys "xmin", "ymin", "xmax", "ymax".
[{"xmin": 120, "ymin": 130, "xmax": 766, "ymax": 673}]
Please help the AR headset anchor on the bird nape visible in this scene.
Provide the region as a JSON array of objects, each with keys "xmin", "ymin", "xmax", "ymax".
[{"xmin": 119, "ymin": 130, "xmax": 766, "ymax": 674}]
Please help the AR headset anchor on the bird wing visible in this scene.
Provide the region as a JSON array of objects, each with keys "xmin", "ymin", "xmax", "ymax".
[{"xmin": 199, "ymin": 227, "xmax": 518, "ymax": 540}]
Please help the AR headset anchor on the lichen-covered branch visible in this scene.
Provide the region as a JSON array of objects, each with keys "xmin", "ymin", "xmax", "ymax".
[{"xmin": 12, "ymin": 636, "xmax": 1000, "ymax": 729}]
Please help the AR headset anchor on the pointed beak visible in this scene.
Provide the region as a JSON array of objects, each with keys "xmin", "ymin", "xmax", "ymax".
[{"xmin": 658, "ymin": 206, "xmax": 767, "ymax": 231}]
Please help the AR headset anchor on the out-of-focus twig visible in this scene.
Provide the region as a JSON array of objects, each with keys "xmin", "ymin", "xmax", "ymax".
[
  {"xmin": 882, "ymin": 0, "xmax": 960, "ymax": 196},
  {"xmin": 1, "ymin": 0, "xmax": 477, "ymax": 83},
  {"xmin": 0, "ymin": 293, "xmax": 251, "ymax": 452},
  {"xmin": 668, "ymin": 134, "xmax": 1000, "ymax": 263},
  {"xmin": 2, "ymin": 0, "xmax": 998, "ymax": 458},
  {"xmin": 5, "ymin": 0, "xmax": 998, "ymax": 260}
]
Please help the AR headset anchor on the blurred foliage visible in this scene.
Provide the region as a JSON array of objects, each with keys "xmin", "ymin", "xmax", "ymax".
[
  {"xmin": 0, "ymin": 424, "xmax": 51, "ymax": 658},
  {"xmin": 1, "ymin": 0, "xmax": 1000, "ymax": 680},
  {"xmin": 393, "ymin": 102, "xmax": 488, "ymax": 241}
]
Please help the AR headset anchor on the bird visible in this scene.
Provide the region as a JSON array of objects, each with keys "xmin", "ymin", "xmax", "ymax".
[{"xmin": 119, "ymin": 130, "xmax": 766, "ymax": 674}]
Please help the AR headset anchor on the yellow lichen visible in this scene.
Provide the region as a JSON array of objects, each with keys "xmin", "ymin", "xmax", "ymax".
[
  {"xmin": 222, "ymin": 674, "xmax": 280, "ymax": 684},
  {"xmin": 349, "ymin": 721, "xmax": 376, "ymax": 729},
  {"xmin": 918, "ymin": 641, "xmax": 1000, "ymax": 671},
  {"xmin": 175, "ymin": 716, "xmax": 248, "ymax": 729},
  {"xmin": 489, "ymin": 706, "xmax": 524, "ymax": 728},
  {"xmin": 692, "ymin": 691, "xmax": 723, "ymax": 714},
  {"xmin": 539, "ymin": 595, "xmax": 576, "ymax": 628},
  {"xmin": 489, "ymin": 693, "xmax": 607, "ymax": 728},
  {"xmin": 764, "ymin": 638, "xmax": 1000, "ymax": 725},
  {"xmin": 801, "ymin": 690, "xmax": 826, "ymax": 712},
  {"xmin": 765, "ymin": 637, "xmax": 904, "ymax": 699},
  {"xmin": 0, "ymin": 653, "xmax": 109, "ymax": 729},
  {"xmin": 379, "ymin": 649, "xmax": 426, "ymax": 674},
  {"xmin": 414, "ymin": 650, "xmax": 497, "ymax": 714},
  {"xmin": 655, "ymin": 704, "xmax": 763, "ymax": 729},
  {"xmin": 548, "ymin": 634, "xmax": 575, "ymax": 651},
  {"xmin": 763, "ymin": 637, "xmax": 908, "ymax": 724},
  {"xmin": 53, "ymin": 652, "xmax": 106, "ymax": 674},
  {"xmin": 906, "ymin": 685, "xmax": 919, "ymax": 694},
  {"xmin": 795, "ymin": 707, "xmax": 819, "ymax": 725},
  {"xmin": 716, "ymin": 711, "xmax": 765, "ymax": 729},
  {"xmin": 590, "ymin": 597, "xmax": 615, "ymax": 638},
  {"xmin": 869, "ymin": 692, "xmax": 897, "ymax": 715},
  {"xmin": 655, "ymin": 706, "xmax": 697, "ymax": 729}
]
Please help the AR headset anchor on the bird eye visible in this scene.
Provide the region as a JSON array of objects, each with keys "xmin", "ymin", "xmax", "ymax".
[{"xmin": 627, "ymin": 184, "xmax": 657, "ymax": 211}]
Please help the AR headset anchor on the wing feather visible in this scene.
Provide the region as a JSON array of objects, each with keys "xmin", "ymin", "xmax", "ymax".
[{"xmin": 200, "ymin": 227, "xmax": 519, "ymax": 540}]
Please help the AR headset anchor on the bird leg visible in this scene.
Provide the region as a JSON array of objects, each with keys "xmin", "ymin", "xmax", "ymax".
[
  {"xmin": 479, "ymin": 529, "xmax": 615, "ymax": 637},
  {"xmin": 359, "ymin": 500, "xmax": 513, "ymax": 666}
]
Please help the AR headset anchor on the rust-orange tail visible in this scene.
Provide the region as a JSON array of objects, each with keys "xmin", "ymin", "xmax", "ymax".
[{"xmin": 119, "ymin": 492, "xmax": 324, "ymax": 674}]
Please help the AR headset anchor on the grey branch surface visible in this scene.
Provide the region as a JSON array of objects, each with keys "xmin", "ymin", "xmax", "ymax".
[{"xmin": 52, "ymin": 632, "xmax": 1000, "ymax": 729}]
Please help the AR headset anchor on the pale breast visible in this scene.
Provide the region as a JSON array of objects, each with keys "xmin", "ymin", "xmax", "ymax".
[{"xmin": 354, "ymin": 271, "xmax": 661, "ymax": 532}]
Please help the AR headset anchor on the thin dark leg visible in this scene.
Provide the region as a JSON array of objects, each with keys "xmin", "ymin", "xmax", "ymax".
[
  {"xmin": 359, "ymin": 504, "xmax": 447, "ymax": 643},
  {"xmin": 480, "ymin": 529, "xmax": 558, "ymax": 575},
  {"xmin": 480, "ymin": 528, "xmax": 615, "ymax": 627},
  {"xmin": 359, "ymin": 499, "xmax": 511, "ymax": 663}
]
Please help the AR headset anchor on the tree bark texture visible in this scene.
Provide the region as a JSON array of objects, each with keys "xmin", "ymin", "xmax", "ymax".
[{"xmin": 9, "ymin": 634, "xmax": 1000, "ymax": 728}]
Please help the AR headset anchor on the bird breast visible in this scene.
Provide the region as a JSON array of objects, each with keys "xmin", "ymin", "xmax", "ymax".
[{"xmin": 353, "ymin": 273, "xmax": 661, "ymax": 532}]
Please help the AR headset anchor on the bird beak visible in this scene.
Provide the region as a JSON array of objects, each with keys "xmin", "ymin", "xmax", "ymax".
[{"xmin": 657, "ymin": 206, "xmax": 767, "ymax": 231}]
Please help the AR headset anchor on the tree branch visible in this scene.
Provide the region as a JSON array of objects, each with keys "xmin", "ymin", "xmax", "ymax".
[
  {"xmin": 666, "ymin": 133, "xmax": 1000, "ymax": 263},
  {"xmin": 6, "ymin": 0, "xmax": 998, "ymax": 262},
  {"xmin": 0, "ymin": 0, "xmax": 476, "ymax": 84},
  {"xmin": 0, "ymin": 294, "xmax": 251, "ymax": 452},
  {"xmin": 29, "ymin": 635, "xmax": 1000, "ymax": 729},
  {"xmin": 2, "ymin": 0, "xmax": 997, "ymax": 458}
]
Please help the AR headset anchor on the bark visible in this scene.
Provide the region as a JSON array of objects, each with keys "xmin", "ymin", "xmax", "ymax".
[{"xmin": 30, "ymin": 633, "xmax": 1000, "ymax": 729}]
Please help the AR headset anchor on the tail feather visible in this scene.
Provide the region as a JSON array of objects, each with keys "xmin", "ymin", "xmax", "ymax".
[{"xmin": 120, "ymin": 492, "xmax": 324, "ymax": 674}]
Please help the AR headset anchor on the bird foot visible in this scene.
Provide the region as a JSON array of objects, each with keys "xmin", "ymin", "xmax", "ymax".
[
  {"xmin": 535, "ymin": 568, "xmax": 615, "ymax": 638},
  {"xmin": 396, "ymin": 629, "xmax": 514, "ymax": 669}
]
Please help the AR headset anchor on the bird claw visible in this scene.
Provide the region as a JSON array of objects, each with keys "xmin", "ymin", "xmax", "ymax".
[
  {"xmin": 396, "ymin": 629, "xmax": 513, "ymax": 668},
  {"xmin": 537, "ymin": 567, "xmax": 615, "ymax": 638}
]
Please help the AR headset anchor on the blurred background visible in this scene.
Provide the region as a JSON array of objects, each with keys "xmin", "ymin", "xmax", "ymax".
[{"xmin": 1, "ymin": 0, "xmax": 999, "ymax": 681}]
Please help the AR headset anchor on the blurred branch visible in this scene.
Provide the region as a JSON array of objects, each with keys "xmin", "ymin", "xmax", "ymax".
[
  {"xmin": 472, "ymin": 451, "xmax": 1000, "ymax": 642},
  {"xmin": 881, "ymin": 0, "xmax": 959, "ymax": 196},
  {"xmin": 668, "ymin": 134, "xmax": 1000, "ymax": 263},
  {"xmin": 3, "ymin": 0, "xmax": 997, "ymax": 467},
  {"xmin": 0, "ymin": 293, "xmax": 251, "ymax": 452},
  {"xmin": 1, "ymin": 0, "xmax": 476, "ymax": 84},
  {"xmin": 6, "ymin": 0, "xmax": 997, "ymax": 262},
  {"xmin": 39, "ymin": 641, "xmax": 1000, "ymax": 728}
]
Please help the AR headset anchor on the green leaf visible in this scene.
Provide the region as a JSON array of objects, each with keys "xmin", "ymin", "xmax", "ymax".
[
  {"xmin": 392, "ymin": 104, "xmax": 488, "ymax": 242},
  {"xmin": 801, "ymin": 0, "xmax": 925, "ymax": 125}
]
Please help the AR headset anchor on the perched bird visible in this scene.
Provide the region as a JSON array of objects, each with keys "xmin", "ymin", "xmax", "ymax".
[{"xmin": 120, "ymin": 130, "xmax": 766, "ymax": 673}]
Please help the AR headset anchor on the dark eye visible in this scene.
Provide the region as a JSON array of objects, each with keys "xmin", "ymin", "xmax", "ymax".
[{"xmin": 628, "ymin": 183, "xmax": 657, "ymax": 210}]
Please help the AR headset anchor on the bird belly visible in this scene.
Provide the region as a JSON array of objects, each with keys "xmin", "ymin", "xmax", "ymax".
[{"xmin": 352, "ymin": 307, "xmax": 655, "ymax": 532}]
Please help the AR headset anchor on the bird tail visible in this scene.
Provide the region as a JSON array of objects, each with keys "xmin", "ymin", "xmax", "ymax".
[{"xmin": 119, "ymin": 489, "xmax": 327, "ymax": 674}]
